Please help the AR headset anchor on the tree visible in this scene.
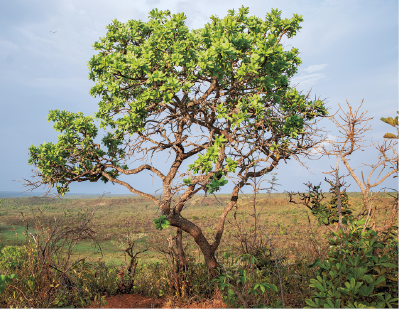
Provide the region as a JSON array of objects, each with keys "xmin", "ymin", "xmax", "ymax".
[
  {"xmin": 25, "ymin": 6, "xmax": 328, "ymax": 276},
  {"xmin": 318, "ymin": 100, "xmax": 398, "ymax": 233}
]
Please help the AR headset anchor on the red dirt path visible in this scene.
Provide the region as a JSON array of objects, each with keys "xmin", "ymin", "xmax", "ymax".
[{"xmin": 86, "ymin": 289, "xmax": 227, "ymax": 308}]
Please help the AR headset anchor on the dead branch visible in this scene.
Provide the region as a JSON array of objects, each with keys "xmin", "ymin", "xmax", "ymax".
[{"xmin": 317, "ymin": 100, "xmax": 398, "ymax": 232}]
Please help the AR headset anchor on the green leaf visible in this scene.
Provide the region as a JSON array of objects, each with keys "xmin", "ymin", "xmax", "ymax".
[
  {"xmin": 375, "ymin": 276, "xmax": 385, "ymax": 285},
  {"xmin": 326, "ymin": 299, "xmax": 334, "ymax": 308},
  {"xmin": 269, "ymin": 284, "xmax": 278, "ymax": 292},
  {"xmin": 183, "ymin": 177, "xmax": 192, "ymax": 185},
  {"xmin": 305, "ymin": 299, "xmax": 318, "ymax": 308},
  {"xmin": 153, "ymin": 215, "xmax": 170, "ymax": 230},
  {"xmin": 380, "ymin": 262, "xmax": 397, "ymax": 268},
  {"xmin": 0, "ymin": 273, "xmax": 18, "ymax": 294},
  {"xmin": 308, "ymin": 259, "xmax": 321, "ymax": 268},
  {"xmin": 314, "ymin": 282, "xmax": 325, "ymax": 292}
]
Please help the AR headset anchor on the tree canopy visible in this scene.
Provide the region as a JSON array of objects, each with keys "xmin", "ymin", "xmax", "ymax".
[{"xmin": 27, "ymin": 6, "xmax": 328, "ymax": 275}]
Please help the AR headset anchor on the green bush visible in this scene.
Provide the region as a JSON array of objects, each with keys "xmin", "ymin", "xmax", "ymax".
[
  {"xmin": 212, "ymin": 252, "xmax": 278, "ymax": 308},
  {"xmin": 305, "ymin": 219, "xmax": 398, "ymax": 308},
  {"xmin": 0, "ymin": 245, "xmax": 29, "ymax": 274},
  {"xmin": 307, "ymin": 183, "xmax": 354, "ymax": 227}
]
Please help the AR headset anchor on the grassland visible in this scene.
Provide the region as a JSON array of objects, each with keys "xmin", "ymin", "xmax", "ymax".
[
  {"xmin": 0, "ymin": 191, "xmax": 397, "ymax": 308},
  {"xmin": 0, "ymin": 192, "xmax": 395, "ymax": 267}
]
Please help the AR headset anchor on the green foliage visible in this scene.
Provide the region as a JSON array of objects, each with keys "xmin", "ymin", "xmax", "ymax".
[
  {"xmin": 0, "ymin": 274, "xmax": 17, "ymax": 295},
  {"xmin": 29, "ymin": 5, "xmax": 328, "ymax": 198},
  {"xmin": 381, "ymin": 112, "xmax": 399, "ymax": 139},
  {"xmin": 206, "ymin": 172, "xmax": 229, "ymax": 194},
  {"xmin": 305, "ymin": 219, "xmax": 398, "ymax": 308},
  {"xmin": 182, "ymin": 177, "xmax": 192, "ymax": 185},
  {"xmin": 306, "ymin": 182, "xmax": 354, "ymax": 227},
  {"xmin": 188, "ymin": 135, "xmax": 229, "ymax": 175},
  {"xmin": 212, "ymin": 252, "xmax": 278, "ymax": 307},
  {"xmin": 0, "ymin": 245, "xmax": 29, "ymax": 273},
  {"xmin": 153, "ymin": 215, "xmax": 171, "ymax": 230},
  {"xmin": 186, "ymin": 135, "xmax": 232, "ymax": 194},
  {"xmin": 28, "ymin": 110, "xmax": 128, "ymax": 195}
]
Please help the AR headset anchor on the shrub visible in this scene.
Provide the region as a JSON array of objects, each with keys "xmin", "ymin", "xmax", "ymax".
[
  {"xmin": 0, "ymin": 245, "xmax": 29, "ymax": 274},
  {"xmin": 305, "ymin": 219, "xmax": 398, "ymax": 308},
  {"xmin": 212, "ymin": 252, "xmax": 278, "ymax": 308}
]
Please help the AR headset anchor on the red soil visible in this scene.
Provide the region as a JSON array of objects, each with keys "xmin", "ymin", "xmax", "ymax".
[
  {"xmin": 86, "ymin": 293, "xmax": 164, "ymax": 308},
  {"xmin": 86, "ymin": 288, "xmax": 227, "ymax": 308}
]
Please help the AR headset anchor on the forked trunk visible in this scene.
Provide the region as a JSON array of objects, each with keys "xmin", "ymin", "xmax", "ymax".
[{"xmin": 168, "ymin": 215, "xmax": 220, "ymax": 278}]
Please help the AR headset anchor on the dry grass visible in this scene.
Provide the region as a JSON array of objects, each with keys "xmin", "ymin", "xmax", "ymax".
[{"xmin": 0, "ymin": 192, "xmax": 396, "ymax": 308}]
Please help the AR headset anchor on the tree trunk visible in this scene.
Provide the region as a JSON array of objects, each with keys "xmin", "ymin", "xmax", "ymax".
[
  {"xmin": 175, "ymin": 228, "xmax": 188, "ymax": 272},
  {"xmin": 335, "ymin": 156, "xmax": 343, "ymax": 230},
  {"xmin": 168, "ymin": 215, "xmax": 220, "ymax": 278},
  {"xmin": 200, "ymin": 244, "xmax": 220, "ymax": 278},
  {"xmin": 185, "ymin": 229, "xmax": 220, "ymax": 278}
]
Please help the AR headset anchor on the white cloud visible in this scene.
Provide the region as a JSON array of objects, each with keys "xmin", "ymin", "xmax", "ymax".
[
  {"xmin": 289, "ymin": 64, "xmax": 329, "ymax": 90},
  {"xmin": 303, "ymin": 64, "xmax": 328, "ymax": 74},
  {"xmin": 290, "ymin": 73, "xmax": 327, "ymax": 89}
]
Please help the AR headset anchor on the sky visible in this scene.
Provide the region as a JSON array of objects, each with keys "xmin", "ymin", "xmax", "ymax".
[{"xmin": 0, "ymin": 0, "xmax": 397, "ymax": 197}]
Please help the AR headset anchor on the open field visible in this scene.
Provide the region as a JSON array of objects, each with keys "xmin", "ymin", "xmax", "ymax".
[
  {"xmin": 0, "ymin": 192, "xmax": 397, "ymax": 308},
  {"xmin": 0, "ymin": 192, "xmax": 395, "ymax": 267}
]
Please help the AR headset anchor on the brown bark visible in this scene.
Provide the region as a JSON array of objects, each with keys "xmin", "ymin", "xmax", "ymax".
[
  {"xmin": 175, "ymin": 227, "xmax": 188, "ymax": 272},
  {"xmin": 167, "ymin": 214, "xmax": 221, "ymax": 277},
  {"xmin": 335, "ymin": 156, "xmax": 343, "ymax": 230}
]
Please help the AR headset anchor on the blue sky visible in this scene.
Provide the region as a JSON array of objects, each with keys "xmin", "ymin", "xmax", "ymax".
[{"xmin": 0, "ymin": 0, "xmax": 397, "ymax": 196}]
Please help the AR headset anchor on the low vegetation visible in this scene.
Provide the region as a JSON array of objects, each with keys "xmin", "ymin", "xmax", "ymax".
[{"xmin": 0, "ymin": 188, "xmax": 397, "ymax": 308}]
